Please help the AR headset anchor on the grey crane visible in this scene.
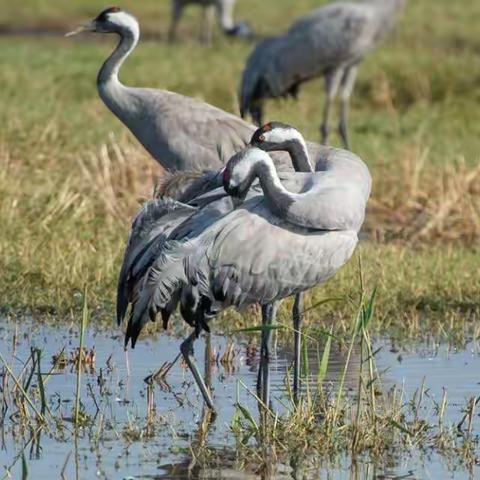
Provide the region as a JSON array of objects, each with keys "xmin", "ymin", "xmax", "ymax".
[
  {"xmin": 168, "ymin": 0, "xmax": 252, "ymax": 43},
  {"xmin": 239, "ymin": 0, "xmax": 406, "ymax": 148},
  {"xmin": 120, "ymin": 128, "xmax": 371, "ymax": 409},
  {"xmin": 67, "ymin": 7, "xmax": 266, "ymax": 173}
]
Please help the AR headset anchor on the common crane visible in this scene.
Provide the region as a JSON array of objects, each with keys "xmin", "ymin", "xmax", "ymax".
[
  {"xmin": 118, "ymin": 122, "xmax": 321, "ymax": 400},
  {"xmin": 240, "ymin": 0, "xmax": 406, "ymax": 148},
  {"xmin": 66, "ymin": 7, "xmax": 317, "ymax": 173}
]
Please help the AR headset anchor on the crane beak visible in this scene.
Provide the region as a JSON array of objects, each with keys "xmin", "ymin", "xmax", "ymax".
[
  {"xmin": 232, "ymin": 192, "xmax": 247, "ymax": 208},
  {"xmin": 65, "ymin": 22, "xmax": 95, "ymax": 37}
]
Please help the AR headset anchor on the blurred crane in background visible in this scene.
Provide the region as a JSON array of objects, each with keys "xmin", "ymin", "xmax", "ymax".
[
  {"xmin": 168, "ymin": 0, "xmax": 252, "ymax": 43},
  {"xmin": 240, "ymin": 0, "xmax": 406, "ymax": 149}
]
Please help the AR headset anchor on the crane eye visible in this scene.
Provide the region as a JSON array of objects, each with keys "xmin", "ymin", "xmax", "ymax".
[{"xmin": 258, "ymin": 134, "xmax": 265, "ymax": 142}]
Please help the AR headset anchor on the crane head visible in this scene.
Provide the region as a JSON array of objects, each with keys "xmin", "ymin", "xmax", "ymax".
[
  {"xmin": 223, "ymin": 147, "xmax": 270, "ymax": 205},
  {"xmin": 250, "ymin": 122, "xmax": 302, "ymax": 152},
  {"xmin": 66, "ymin": 7, "xmax": 138, "ymax": 37}
]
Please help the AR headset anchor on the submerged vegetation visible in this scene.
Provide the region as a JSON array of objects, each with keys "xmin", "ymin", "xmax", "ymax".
[{"xmin": 230, "ymin": 290, "xmax": 480, "ymax": 476}]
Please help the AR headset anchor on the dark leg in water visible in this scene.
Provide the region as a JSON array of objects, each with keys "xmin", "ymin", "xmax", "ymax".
[
  {"xmin": 257, "ymin": 302, "xmax": 279, "ymax": 407},
  {"xmin": 180, "ymin": 330, "xmax": 215, "ymax": 411},
  {"xmin": 292, "ymin": 292, "xmax": 304, "ymax": 403}
]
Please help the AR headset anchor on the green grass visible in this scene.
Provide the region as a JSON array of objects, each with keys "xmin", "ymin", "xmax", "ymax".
[{"xmin": 0, "ymin": 0, "xmax": 479, "ymax": 336}]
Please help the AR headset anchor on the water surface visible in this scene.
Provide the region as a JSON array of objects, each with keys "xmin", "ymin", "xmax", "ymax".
[{"xmin": 0, "ymin": 319, "xmax": 479, "ymax": 479}]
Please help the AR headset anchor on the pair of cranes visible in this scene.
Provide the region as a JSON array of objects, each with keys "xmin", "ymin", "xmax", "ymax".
[{"xmin": 66, "ymin": 0, "xmax": 402, "ymax": 409}]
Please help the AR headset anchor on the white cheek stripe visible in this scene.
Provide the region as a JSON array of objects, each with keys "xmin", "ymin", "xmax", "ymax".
[
  {"xmin": 108, "ymin": 11, "xmax": 139, "ymax": 34},
  {"xmin": 264, "ymin": 127, "xmax": 304, "ymax": 144}
]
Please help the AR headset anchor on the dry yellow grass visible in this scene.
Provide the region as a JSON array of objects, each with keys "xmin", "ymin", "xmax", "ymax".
[{"xmin": 368, "ymin": 145, "xmax": 480, "ymax": 244}]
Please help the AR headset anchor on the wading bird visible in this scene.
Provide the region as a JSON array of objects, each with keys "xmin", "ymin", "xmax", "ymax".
[
  {"xmin": 117, "ymin": 123, "xmax": 364, "ymax": 402},
  {"xmin": 168, "ymin": 0, "xmax": 252, "ymax": 43},
  {"xmin": 66, "ymin": 7, "xmax": 261, "ymax": 173},
  {"xmin": 240, "ymin": 0, "xmax": 406, "ymax": 148},
  {"xmin": 119, "ymin": 127, "xmax": 371, "ymax": 409},
  {"xmin": 249, "ymin": 121, "xmax": 370, "ymax": 397}
]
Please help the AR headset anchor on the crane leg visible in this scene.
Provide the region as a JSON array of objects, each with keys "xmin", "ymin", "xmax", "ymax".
[
  {"xmin": 292, "ymin": 292, "xmax": 304, "ymax": 403},
  {"xmin": 338, "ymin": 65, "xmax": 358, "ymax": 150},
  {"xmin": 256, "ymin": 304, "xmax": 269, "ymax": 396},
  {"xmin": 257, "ymin": 302, "xmax": 279, "ymax": 408},
  {"xmin": 320, "ymin": 69, "xmax": 343, "ymax": 145},
  {"xmin": 168, "ymin": 0, "xmax": 184, "ymax": 42},
  {"xmin": 201, "ymin": 5, "xmax": 215, "ymax": 44},
  {"xmin": 180, "ymin": 329, "xmax": 216, "ymax": 411}
]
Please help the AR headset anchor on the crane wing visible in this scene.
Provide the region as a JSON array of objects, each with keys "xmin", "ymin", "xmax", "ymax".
[
  {"xmin": 116, "ymin": 198, "xmax": 196, "ymax": 325},
  {"xmin": 202, "ymin": 202, "xmax": 359, "ymax": 307}
]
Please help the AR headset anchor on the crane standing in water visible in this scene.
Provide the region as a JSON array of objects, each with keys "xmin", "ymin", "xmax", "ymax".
[
  {"xmin": 118, "ymin": 125, "xmax": 371, "ymax": 409},
  {"xmin": 240, "ymin": 0, "xmax": 406, "ymax": 148}
]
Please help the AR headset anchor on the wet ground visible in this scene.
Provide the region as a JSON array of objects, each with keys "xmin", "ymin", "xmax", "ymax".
[{"xmin": 1, "ymin": 318, "xmax": 479, "ymax": 479}]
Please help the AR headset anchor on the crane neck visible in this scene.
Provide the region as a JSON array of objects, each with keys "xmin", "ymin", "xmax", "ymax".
[
  {"xmin": 285, "ymin": 137, "xmax": 313, "ymax": 173},
  {"xmin": 252, "ymin": 154, "xmax": 313, "ymax": 228},
  {"xmin": 97, "ymin": 26, "xmax": 139, "ymax": 87}
]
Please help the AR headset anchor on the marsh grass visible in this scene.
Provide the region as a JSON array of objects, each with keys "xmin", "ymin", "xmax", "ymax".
[
  {"xmin": 0, "ymin": 0, "xmax": 479, "ymax": 337},
  {"xmin": 369, "ymin": 145, "xmax": 480, "ymax": 244},
  {"xmin": 73, "ymin": 287, "xmax": 88, "ymax": 426}
]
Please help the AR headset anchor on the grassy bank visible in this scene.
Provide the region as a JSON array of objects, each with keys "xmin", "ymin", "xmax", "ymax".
[{"xmin": 0, "ymin": 0, "xmax": 479, "ymax": 337}]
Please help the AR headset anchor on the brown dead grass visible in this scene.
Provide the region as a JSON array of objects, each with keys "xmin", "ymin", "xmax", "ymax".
[{"xmin": 368, "ymin": 144, "xmax": 480, "ymax": 245}]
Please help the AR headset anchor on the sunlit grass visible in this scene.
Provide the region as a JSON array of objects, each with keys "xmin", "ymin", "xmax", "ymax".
[{"xmin": 0, "ymin": 0, "xmax": 479, "ymax": 336}]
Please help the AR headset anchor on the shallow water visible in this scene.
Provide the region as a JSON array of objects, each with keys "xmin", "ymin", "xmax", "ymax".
[{"xmin": 0, "ymin": 318, "xmax": 479, "ymax": 479}]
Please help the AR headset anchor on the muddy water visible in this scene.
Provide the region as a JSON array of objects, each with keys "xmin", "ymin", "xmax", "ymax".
[{"xmin": 0, "ymin": 319, "xmax": 479, "ymax": 479}]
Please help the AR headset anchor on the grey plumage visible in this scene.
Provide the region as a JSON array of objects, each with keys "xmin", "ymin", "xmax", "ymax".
[
  {"xmin": 116, "ymin": 169, "xmax": 231, "ymax": 331},
  {"xmin": 168, "ymin": 0, "xmax": 252, "ymax": 43},
  {"xmin": 116, "ymin": 198, "xmax": 196, "ymax": 328},
  {"xmin": 120, "ymin": 125, "xmax": 371, "ymax": 408},
  {"xmin": 239, "ymin": 0, "xmax": 406, "ymax": 148},
  {"xmin": 117, "ymin": 122, "xmax": 364, "ymax": 332}
]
